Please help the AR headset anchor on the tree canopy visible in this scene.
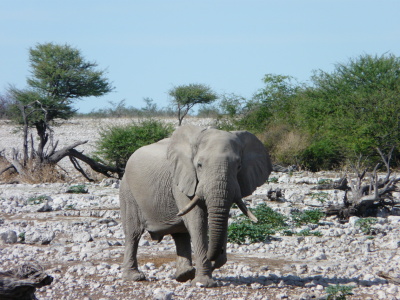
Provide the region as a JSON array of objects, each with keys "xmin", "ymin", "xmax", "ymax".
[
  {"xmin": 7, "ymin": 42, "xmax": 114, "ymax": 167},
  {"xmin": 223, "ymin": 54, "xmax": 400, "ymax": 170},
  {"xmin": 169, "ymin": 83, "xmax": 218, "ymax": 125}
]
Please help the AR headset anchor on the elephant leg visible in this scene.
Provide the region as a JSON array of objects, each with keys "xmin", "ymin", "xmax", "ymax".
[
  {"xmin": 171, "ymin": 232, "xmax": 195, "ymax": 282},
  {"xmin": 184, "ymin": 210, "xmax": 216, "ymax": 287},
  {"xmin": 120, "ymin": 182, "xmax": 145, "ymax": 281}
]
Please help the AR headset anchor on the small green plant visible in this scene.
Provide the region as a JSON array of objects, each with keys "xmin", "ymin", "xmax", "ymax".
[
  {"xmin": 325, "ymin": 284, "xmax": 354, "ymax": 300},
  {"xmin": 268, "ymin": 177, "xmax": 279, "ymax": 183},
  {"xmin": 27, "ymin": 195, "xmax": 48, "ymax": 205},
  {"xmin": 318, "ymin": 178, "xmax": 333, "ymax": 185},
  {"xmin": 291, "ymin": 209, "xmax": 325, "ymax": 227},
  {"xmin": 18, "ymin": 232, "xmax": 25, "ymax": 242},
  {"xmin": 228, "ymin": 204, "xmax": 287, "ymax": 244},
  {"xmin": 65, "ymin": 204, "xmax": 76, "ymax": 210},
  {"xmin": 296, "ymin": 228, "xmax": 323, "ymax": 237},
  {"xmin": 311, "ymin": 192, "xmax": 329, "ymax": 203},
  {"xmin": 66, "ymin": 185, "xmax": 88, "ymax": 194},
  {"xmin": 355, "ymin": 218, "xmax": 378, "ymax": 235}
]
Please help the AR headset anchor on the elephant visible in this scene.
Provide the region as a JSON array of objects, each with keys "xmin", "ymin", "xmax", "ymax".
[{"xmin": 119, "ymin": 125, "xmax": 272, "ymax": 287}]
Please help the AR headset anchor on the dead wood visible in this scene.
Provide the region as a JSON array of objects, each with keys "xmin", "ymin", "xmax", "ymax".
[
  {"xmin": 377, "ymin": 271, "xmax": 400, "ymax": 285},
  {"xmin": 325, "ymin": 147, "xmax": 400, "ymax": 219},
  {"xmin": 0, "ymin": 264, "xmax": 53, "ymax": 300}
]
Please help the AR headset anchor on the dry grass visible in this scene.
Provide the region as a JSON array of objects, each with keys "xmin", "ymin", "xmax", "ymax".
[
  {"xmin": 0, "ymin": 158, "xmax": 68, "ymax": 184},
  {"xmin": 258, "ymin": 124, "xmax": 310, "ymax": 166}
]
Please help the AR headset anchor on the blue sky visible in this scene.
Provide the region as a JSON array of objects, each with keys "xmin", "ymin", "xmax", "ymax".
[{"xmin": 1, "ymin": 0, "xmax": 399, "ymax": 113}]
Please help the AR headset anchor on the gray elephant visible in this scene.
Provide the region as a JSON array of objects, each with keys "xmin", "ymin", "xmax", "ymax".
[{"xmin": 120, "ymin": 125, "xmax": 272, "ymax": 287}]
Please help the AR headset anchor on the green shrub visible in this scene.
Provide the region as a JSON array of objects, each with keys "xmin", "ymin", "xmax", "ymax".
[
  {"xmin": 296, "ymin": 229, "xmax": 323, "ymax": 237},
  {"xmin": 299, "ymin": 138, "xmax": 342, "ymax": 171},
  {"xmin": 291, "ymin": 209, "xmax": 324, "ymax": 227},
  {"xmin": 311, "ymin": 192, "xmax": 329, "ymax": 204},
  {"xmin": 253, "ymin": 204, "xmax": 288, "ymax": 227},
  {"xmin": 66, "ymin": 184, "xmax": 88, "ymax": 194},
  {"xmin": 27, "ymin": 195, "xmax": 48, "ymax": 205},
  {"xmin": 268, "ymin": 177, "xmax": 278, "ymax": 183},
  {"xmin": 325, "ymin": 284, "xmax": 354, "ymax": 300},
  {"xmin": 228, "ymin": 204, "xmax": 287, "ymax": 244},
  {"xmin": 18, "ymin": 232, "xmax": 25, "ymax": 242},
  {"xmin": 228, "ymin": 205, "xmax": 326, "ymax": 245},
  {"xmin": 355, "ymin": 218, "xmax": 378, "ymax": 235},
  {"xmin": 94, "ymin": 119, "xmax": 173, "ymax": 169},
  {"xmin": 228, "ymin": 222, "xmax": 275, "ymax": 244}
]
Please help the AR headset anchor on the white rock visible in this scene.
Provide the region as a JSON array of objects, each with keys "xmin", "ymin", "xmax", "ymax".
[
  {"xmin": 349, "ymin": 216, "xmax": 360, "ymax": 226},
  {"xmin": 388, "ymin": 216, "xmax": 400, "ymax": 223},
  {"xmin": 152, "ymin": 288, "xmax": 173, "ymax": 300},
  {"xmin": 25, "ymin": 230, "xmax": 55, "ymax": 245},
  {"xmin": 72, "ymin": 232, "xmax": 93, "ymax": 243},
  {"xmin": 0, "ymin": 230, "xmax": 18, "ymax": 244}
]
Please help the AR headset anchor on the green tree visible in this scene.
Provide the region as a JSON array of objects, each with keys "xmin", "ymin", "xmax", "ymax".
[
  {"xmin": 169, "ymin": 83, "xmax": 218, "ymax": 125},
  {"xmin": 237, "ymin": 74, "xmax": 301, "ymax": 132},
  {"xmin": 6, "ymin": 43, "xmax": 114, "ymax": 178},
  {"xmin": 297, "ymin": 53, "xmax": 400, "ymax": 168}
]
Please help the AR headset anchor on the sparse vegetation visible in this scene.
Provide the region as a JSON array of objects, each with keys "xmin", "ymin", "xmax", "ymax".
[
  {"xmin": 325, "ymin": 284, "xmax": 355, "ymax": 300},
  {"xmin": 291, "ymin": 209, "xmax": 324, "ymax": 227},
  {"xmin": 66, "ymin": 185, "xmax": 88, "ymax": 194},
  {"xmin": 27, "ymin": 195, "xmax": 48, "ymax": 205},
  {"xmin": 355, "ymin": 218, "xmax": 378, "ymax": 235},
  {"xmin": 228, "ymin": 204, "xmax": 325, "ymax": 244}
]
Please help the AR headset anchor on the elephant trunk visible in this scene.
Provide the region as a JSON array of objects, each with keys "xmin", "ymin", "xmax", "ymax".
[{"xmin": 205, "ymin": 179, "xmax": 237, "ymax": 262}]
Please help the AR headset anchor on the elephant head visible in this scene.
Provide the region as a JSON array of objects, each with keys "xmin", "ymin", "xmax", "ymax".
[{"xmin": 167, "ymin": 126, "xmax": 271, "ymax": 261}]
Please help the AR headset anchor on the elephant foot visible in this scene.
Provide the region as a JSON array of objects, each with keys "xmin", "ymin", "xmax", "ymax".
[
  {"xmin": 191, "ymin": 275, "xmax": 217, "ymax": 288},
  {"xmin": 212, "ymin": 254, "xmax": 227, "ymax": 270},
  {"xmin": 122, "ymin": 269, "xmax": 146, "ymax": 281},
  {"xmin": 175, "ymin": 266, "xmax": 196, "ymax": 282}
]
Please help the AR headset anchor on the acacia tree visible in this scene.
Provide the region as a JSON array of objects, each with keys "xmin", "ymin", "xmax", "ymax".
[
  {"xmin": 4, "ymin": 43, "xmax": 116, "ymax": 179},
  {"xmin": 169, "ymin": 83, "xmax": 217, "ymax": 125}
]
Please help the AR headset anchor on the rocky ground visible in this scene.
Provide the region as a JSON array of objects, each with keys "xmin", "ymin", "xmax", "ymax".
[{"xmin": 1, "ymin": 118, "xmax": 400, "ymax": 299}]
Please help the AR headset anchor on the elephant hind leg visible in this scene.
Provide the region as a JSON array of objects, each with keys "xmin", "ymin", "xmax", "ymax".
[
  {"xmin": 171, "ymin": 232, "xmax": 195, "ymax": 282},
  {"xmin": 120, "ymin": 180, "xmax": 145, "ymax": 281}
]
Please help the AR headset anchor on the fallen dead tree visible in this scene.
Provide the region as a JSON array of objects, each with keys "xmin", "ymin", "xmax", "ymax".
[
  {"xmin": 325, "ymin": 147, "xmax": 400, "ymax": 219},
  {"xmin": 0, "ymin": 264, "xmax": 53, "ymax": 300},
  {"xmin": 0, "ymin": 142, "xmax": 123, "ymax": 182}
]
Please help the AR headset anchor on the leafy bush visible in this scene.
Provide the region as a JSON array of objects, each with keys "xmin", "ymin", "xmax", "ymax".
[
  {"xmin": 228, "ymin": 204, "xmax": 288, "ymax": 244},
  {"xmin": 228, "ymin": 205, "xmax": 326, "ymax": 244},
  {"xmin": 94, "ymin": 119, "xmax": 173, "ymax": 169},
  {"xmin": 325, "ymin": 284, "xmax": 354, "ymax": 300},
  {"xmin": 355, "ymin": 218, "xmax": 378, "ymax": 235},
  {"xmin": 27, "ymin": 195, "xmax": 48, "ymax": 205},
  {"xmin": 228, "ymin": 222, "xmax": 275, "ymax": 244},
  {"xmin": 299, "ymin": 138, "xmax": 343, "ymax": 171},
  {"xmin": 291, "ymin": 209, "xmax": 325, "ymax": 227}
]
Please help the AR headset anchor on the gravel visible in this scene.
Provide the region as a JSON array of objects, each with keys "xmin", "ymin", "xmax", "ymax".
[{"xmin": 1, "ymin": 118, "xmax": 400, "ymax": 299}]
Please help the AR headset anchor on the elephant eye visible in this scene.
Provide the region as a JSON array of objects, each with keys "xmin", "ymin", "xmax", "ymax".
[{"xmin": 197, "ymin": 162, "xmax": 202, "ymax": 169}]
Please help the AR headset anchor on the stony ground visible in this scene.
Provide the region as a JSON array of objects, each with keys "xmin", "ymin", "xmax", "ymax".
[{"xmin": 1, "ymin": 118, "xmax": 400, "ymax": 299}]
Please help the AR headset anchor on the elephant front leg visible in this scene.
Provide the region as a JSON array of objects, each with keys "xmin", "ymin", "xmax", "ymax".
[
  {"xmin": 172, "ymin": 232, "xmax": 195, "ymax": 282},
  {"xmin": 184, "ymin": 210, "xmax": 217, "ymax": 287}
]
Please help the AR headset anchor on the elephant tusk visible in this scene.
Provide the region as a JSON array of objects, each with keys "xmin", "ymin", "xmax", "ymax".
[
  {"xmin": 177, "ymin": 195, "xmax": 201, "ymax": 216},
  {"xmin": 235, "ymin": 198, "xmax": 258, "ymax": 223}
]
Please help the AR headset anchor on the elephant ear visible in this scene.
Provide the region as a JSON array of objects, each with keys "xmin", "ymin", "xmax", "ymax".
[
  {"xmin": 167, "ymin": 125, "xmax": 206, "ymax": 197},
  {"xmin": 232, "ymin": 131, "xmax": 272, "ymax": 198}
]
